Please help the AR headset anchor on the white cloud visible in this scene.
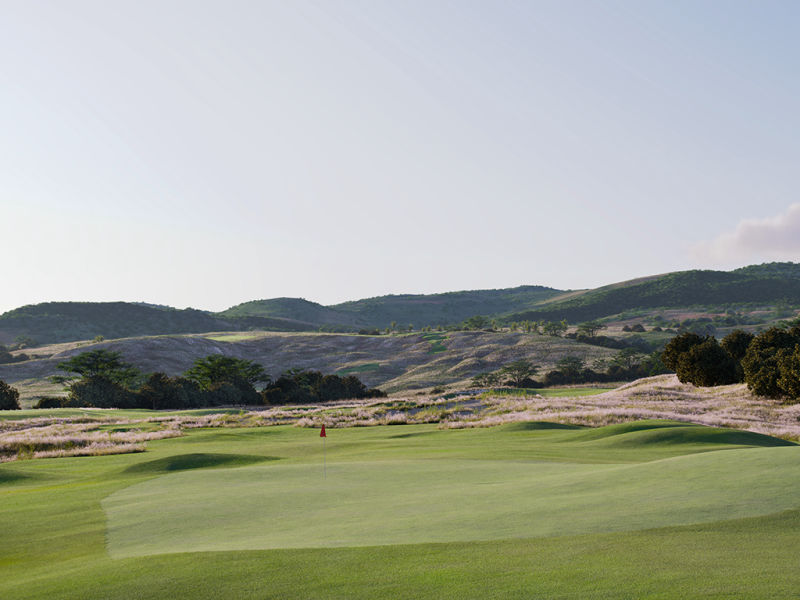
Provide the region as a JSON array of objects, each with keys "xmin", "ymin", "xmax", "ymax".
[{"xmin": 691, "ymin": 204, "xmax": 800, "ymax": 264}]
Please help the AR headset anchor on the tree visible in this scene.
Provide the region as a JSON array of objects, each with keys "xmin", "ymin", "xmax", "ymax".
[
  {"xmin": 184, "ymin": 355, "xmax": 269, "ymax": 389},
  {"xmin": 612, "ymin": 347, "xmax": 645, "ymax": 371},
  {"xmin": 555, "ymin": 355, "xmax": 584, "ymax": 378},
  {"xmin": 464, "ymin": 315, "xmax": 490, "ymax": 330},
  {"xmin": 138, "ymin": 373, "xmax": 204, "ymax": 409},
  {"xmin": 721, "ymin": 329, "xmax": 754, "ymax": 382},
  {"xmin": 576, "ymin": 321, "xmax": 606, "ymax": 337},
  {"xmin": 0, "ymin": 380, "xmax": 20, "ymax": 410},
  {"xmin": 52, "ymin": 350, "xmax": 140, "ymax": 387},
  {"xmin": 66, "ymin": 376, "xmax": 138, "ymax": 408},
  {"xmin": 675, "ymin": 339, "xmax": 737, "ymax": 387},
  {"xmin": 499, "ymin": 360, "xmax": 539, "ymax": 387},
  {"xmin": 471, "ymin": 372, "xmax": 501, "ymax": 388},
  {"xmin": 542, "ymin": 320, "xmax": 568, "ymax": 337},
  {"xmin": 661, "ymin": 332, "xmax": 704, "ymax": 371},
  {"xmin": 742, "ymin": 327, "xmax": 800, "ymax": 398}
]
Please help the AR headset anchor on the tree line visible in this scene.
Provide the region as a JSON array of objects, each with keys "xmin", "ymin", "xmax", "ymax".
[
  {"xmin": 662, "ymin": 326, "xmax": 800, "ymax": 401},
  {"xmin": 32, "ymin": 350, "xmax": 385, "ymax": 409}
]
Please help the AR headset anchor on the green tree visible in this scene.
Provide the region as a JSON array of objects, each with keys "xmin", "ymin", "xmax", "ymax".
[
  {"xmin": 661, "ymin": 332, "xmax": 704, "ymax": 371},
  {"xmin": 576, "ymin": 321, "xmax": 606, "ymax": 337},
  {"xmin": 542, "ymin": 320, "xmax": 568, "ymax": 337},
  {"xmin": 184, "ymin": 355, "xmax": 270, "ymax": 389},
  {"xmin": 721, "ymin": 329, "xmax": 755, "ymax": 382},
  {"xmin": 471, "ymin": 372, "xmax": 501, "ymax": 388},
  {"xmin": 0, "ymin": 380, "xmax": 21, "ymax": 410},
  {"xmin": 555, "ymin": 355, "xmax": 584, "ymax": 378},
  {"xmin": 52, "ymin": 349, "xmax": 140, "ymax": 387},
  {"xmin": 499, "ymin": 360, "xmax": 539, "ymax": 387},
  {"xmin": 742, "ymin": 327, "xmax": 800, "ymax": 398},
  {"xmin": 675, "ymin": 339, "xmax": 737, "ymax": 387},
  {"xmin": 612, "ymin": 348, "xmax": 645, "ymax": 371}
]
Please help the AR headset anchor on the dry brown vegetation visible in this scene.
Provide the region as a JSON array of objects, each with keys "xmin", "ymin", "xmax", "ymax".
[
  {"xmin": 3, "ymin": 374, "xmax": 799, "ymax": 463},
  {"xmin": 0, "ymin": 331, "xmax": 619, "ymax": 405}
]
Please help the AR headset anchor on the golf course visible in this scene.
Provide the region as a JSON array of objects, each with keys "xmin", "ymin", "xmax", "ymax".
[{"xmin": 2, "ymin": 418, "xmax": 800, "ymax": 598}]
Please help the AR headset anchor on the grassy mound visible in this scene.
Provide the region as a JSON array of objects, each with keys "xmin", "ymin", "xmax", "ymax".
[{"xmin": 123, "ymin": 453, "xmax": 278, "ymax": 474}]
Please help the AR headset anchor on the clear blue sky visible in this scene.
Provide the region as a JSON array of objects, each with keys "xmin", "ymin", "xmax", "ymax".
[{"xmin": 2, "ymin": 1, "xmax": 799, "ymax": 313}]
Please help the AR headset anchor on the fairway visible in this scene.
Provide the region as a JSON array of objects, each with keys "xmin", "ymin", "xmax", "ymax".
[
  {"xmin": 106, "ymin": 448, "xmax": 800, "ymax": 556},
  {"xmin": 3, "ymin": 420, "xmax": 800, "ymax": 599}
]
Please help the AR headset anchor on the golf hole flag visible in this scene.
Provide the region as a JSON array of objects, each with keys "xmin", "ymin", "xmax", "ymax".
[{"xmin": 320, "ymin": 424, "xmax": 327, "ymax": 479}]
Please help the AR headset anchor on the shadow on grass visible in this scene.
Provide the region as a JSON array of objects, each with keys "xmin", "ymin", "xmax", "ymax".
[{"xmin": 124, "ymin": 453, "xmax": 280, "ymax": 474}]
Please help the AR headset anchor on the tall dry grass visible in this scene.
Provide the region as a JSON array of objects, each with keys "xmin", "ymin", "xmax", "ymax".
[{"xmin": 4, "ymin": 375, "xmax": 799, "ymax": 462}]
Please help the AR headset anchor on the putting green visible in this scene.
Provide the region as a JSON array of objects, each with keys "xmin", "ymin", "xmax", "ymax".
[{"xmin": 104, "ymin": 446, "xmax": 800, "ymax": 558}]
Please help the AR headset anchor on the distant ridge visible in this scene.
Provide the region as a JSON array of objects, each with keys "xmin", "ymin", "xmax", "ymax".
[
  {"xmin": 508, "ymin": 263, "xmax": 800, "ymax": 323},
  {"xmin": 2, "ymin": 263, "xmax": 799, "ymax": 344}
]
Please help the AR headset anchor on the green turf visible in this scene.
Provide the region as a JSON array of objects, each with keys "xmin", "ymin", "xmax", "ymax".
[{"xmin": 1, "ymin": 420, "xmax": 800, "ymax": 599}]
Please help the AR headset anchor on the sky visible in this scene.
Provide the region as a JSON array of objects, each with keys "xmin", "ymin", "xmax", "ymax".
[{"xmin": 2, "ymin": 0, "xmax": 800, "ymax": 313}]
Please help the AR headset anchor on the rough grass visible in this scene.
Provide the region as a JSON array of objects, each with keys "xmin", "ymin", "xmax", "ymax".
[{"xmin": 2, "ymin": 422, "xmax": 800, "ymax": 599}]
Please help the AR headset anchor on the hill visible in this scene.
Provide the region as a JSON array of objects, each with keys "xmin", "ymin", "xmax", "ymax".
[
  {"xmin": 0, "ymin": 302, "xmax": 309, "ymax": 346},
  {"xmin": 4, "ymin": 263, "xmax": 800, "ymax": 346},
  {"xmin": 329, "ymin": 285, "xmax": 563, "ymax": 329},
  {"xmin": 219, "ymin": 298, "xmax": 363, "ymax": 328},
  {"xmin": 508, "ymin": 262, "xmax": 800, "ymax": 323}
]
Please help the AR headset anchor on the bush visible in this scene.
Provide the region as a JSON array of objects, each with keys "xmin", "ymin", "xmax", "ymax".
[
  {"xmin": 675, "ymin": 339, "xmax": 737, "ymax": 387},
  {"xmin": 33, "ymin": 396, "xmax": 66, "ymax": 409},
  {"xmin": 66, "ymin": 375, "xmax": 140, "ymax": 408},
  {"xmin": 742, "ymin": 327, "xmax": 800, "ymax": 399},
  {"xmin": 0, "ymin": 380, "xmax": 21, "ymax": 410}
]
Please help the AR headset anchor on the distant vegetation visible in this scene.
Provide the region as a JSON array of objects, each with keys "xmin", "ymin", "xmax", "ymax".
[
  {"xmin": 3, "ymin": 263, "xmax": 800, "ymax": 345},
  {"xmin": 663, "ymin": 324, "xmax": 800, "ymax": 402},
  {"xmin": 37, "ymin": 350, "xmax": 383, "ymax": 409}
]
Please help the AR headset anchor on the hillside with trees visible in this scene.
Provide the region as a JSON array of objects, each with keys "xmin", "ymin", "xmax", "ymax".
[
  {"xmin": 507, "ymin": 263, "xmax": 800, "ymax": 323},
  {"xmin": 3, "ymin": 263, "xmax": 800, "ymax": 346}
]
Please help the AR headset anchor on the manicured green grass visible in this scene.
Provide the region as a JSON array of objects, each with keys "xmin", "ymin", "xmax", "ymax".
[{"xmin": 1, "ymin": 421, "xmax": 799, "ymax": 599}]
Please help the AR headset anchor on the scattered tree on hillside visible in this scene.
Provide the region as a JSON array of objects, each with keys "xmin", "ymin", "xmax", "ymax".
[
  {"xmin": 471, "ymin": 372, "xmax": 501, "ymax": 388},
  {"xmin": 0, "ymin": 380, "xmax": 20, "ymax": 410},
  {"xmin": 555, "ymin": 356, "xmax": 584, "ymax": 379},
  {"xmin": 576, "ymin": 321, "xmax": 606, "ymax": 337},
  {"xmin": 542, "ymin": 320, "xmax": 568, "ymax": 337},
  {"xmin": 499, "ymin": 360, "xmax": 539, "ymax": 387}
]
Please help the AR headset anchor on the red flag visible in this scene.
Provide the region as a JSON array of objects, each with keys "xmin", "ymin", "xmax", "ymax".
[{"xmin": 320, "ymin": 424, "xmax": 326, "ymax": 437}]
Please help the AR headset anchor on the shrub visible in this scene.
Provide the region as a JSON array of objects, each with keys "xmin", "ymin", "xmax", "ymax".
[
  {"xmin": 33, "ymin": 396, "xmax": 66, "ymax": 409},
  {"xmin": 742, "ymin": 327, "xmax": 800, "ymax": 399},
  {"xmin": 66, "ymin": 375, "xmax": 139, "ymax": 408},
  {"xmin": 0, "ymin": 380, "xmax": 21, "ymax": 410},
  {"xmin": 675, "ymin": 339, "xmax": 737, "ymax": 387}
]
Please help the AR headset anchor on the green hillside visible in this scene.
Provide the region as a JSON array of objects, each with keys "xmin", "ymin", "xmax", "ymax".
[
  {"xmin": 509, "ymin": 262, "xmax": 800, "ymax": 323},
  {"xmin": 0, "ymin": 302, "xmax": 309, "ymax": 345},
  {"xmin": 5, "ymin": 263, "xmax": 800, "ymax": 346},
  {"xmin": 219, "ymin": 298, "xmax": 362, "ymax": 328},
  {"xmin": 330, "ymin": 285, "xmax": 563, "ymax": 329}
]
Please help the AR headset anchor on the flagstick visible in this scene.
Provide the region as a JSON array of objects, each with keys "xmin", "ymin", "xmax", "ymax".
[{"xmin": 323, "ymin": 435, "xmax": 326, "ymax": 480}]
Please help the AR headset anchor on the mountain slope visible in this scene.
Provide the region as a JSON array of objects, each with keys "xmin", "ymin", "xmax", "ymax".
[
  {"xmin": 330, "ymin": 285, "xmax": 564, "ymax": 329},
  {"xmin": 508, "ymin": 263, "xmax": 800, "ymax": 323}
]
